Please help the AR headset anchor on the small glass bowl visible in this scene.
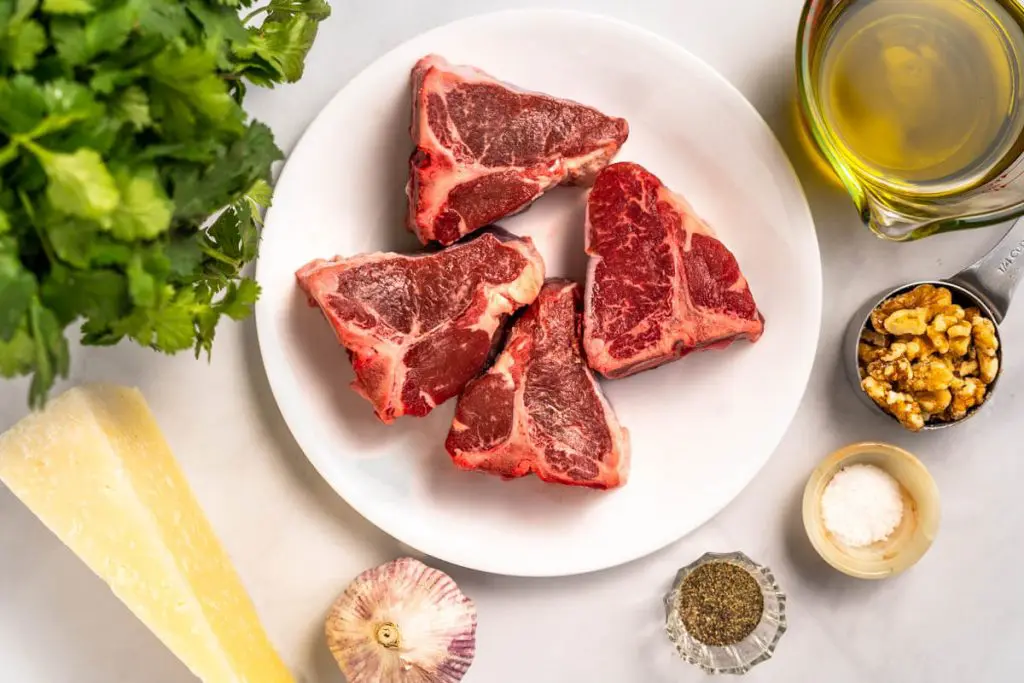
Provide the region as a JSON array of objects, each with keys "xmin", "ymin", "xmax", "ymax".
[{"xmin": 664, "ymin": 551, "xmax": 787, "ymax": 675}]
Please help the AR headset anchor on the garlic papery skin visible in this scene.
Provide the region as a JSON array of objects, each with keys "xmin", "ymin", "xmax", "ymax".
[{"xmin": 326, "ymin": 557, "xmax": 477, "ymax": 683}]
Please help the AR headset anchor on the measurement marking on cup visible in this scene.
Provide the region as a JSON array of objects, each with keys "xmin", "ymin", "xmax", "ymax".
[{"xmin": 998, "ymin": 239, "xmax": 1024, "ymax": 274}]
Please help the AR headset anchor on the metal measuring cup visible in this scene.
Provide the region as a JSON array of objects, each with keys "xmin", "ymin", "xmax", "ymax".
[{"xmin": 845, "ymin": 219, "xmax": 1024, "ymax": 429}]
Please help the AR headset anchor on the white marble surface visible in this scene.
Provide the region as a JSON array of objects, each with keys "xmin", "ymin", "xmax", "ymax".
[{"xmin": 2, "ymin": 1, "xmax": 1023, "ymax": 681}]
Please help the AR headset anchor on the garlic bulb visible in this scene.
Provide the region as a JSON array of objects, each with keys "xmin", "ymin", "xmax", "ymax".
[{"xmin": 326, "ymin": 557, "xmax": 477, "ymax": 683}]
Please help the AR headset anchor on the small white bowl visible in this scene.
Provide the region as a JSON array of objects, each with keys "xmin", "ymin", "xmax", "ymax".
[{"xmin": 802, "ymin": 442, "xmax": 940, "ymax": 579}]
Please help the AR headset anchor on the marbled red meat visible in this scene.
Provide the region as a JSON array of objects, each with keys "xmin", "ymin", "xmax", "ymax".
[
  {"xmin": 296, "ymin": 230, "xmax": 545, "ymax": 423},
  {"xmin": 583, "ymin": 162, "xmax": 764, "ymax": 379},
  {"xmin": 407, "ymin": 54, "xmax": 629, "ymax": 246},
  {"xmin": 447, "ymin": 280, "xmax": 630, "ymax": 490}
]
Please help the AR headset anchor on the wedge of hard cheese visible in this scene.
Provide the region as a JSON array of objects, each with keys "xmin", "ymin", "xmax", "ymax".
[{"xmin": 0, "ymin": 384, "xmax": 294, "ymax": 683}]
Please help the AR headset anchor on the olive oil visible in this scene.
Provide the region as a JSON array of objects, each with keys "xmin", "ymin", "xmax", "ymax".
[{"xmin": 812, "ymin": 0, "xmax": 1024, "ymax": 196}]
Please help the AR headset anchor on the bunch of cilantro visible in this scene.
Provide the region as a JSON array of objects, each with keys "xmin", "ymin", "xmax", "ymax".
[{"xmin": 0, "ymin": 0, "xmax": 330, "ymax": 406}]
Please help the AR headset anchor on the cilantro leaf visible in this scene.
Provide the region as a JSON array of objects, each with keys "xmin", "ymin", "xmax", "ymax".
[
  {"xmin": 0, "ymin": 0, "xmax": 40, "ymax": 36},
  {"xmin": 0, "ymin": 247, "xmax": 37, "ymax": 340},
  {"xmin": 164, "ymin": 235, "xmax": 205, "ymax": 280},
  {"xmin": 0, "ymin": 323, "xmax": 35, "ymax": 377},
  {"xmin": 203, "ymin": 178, "xmax": 270, "ymax": 266},
  {"xmin": 49, "ymin": 18, "xmax": 90, "ymax": 66},
  {"xmin": 41, "ymin": 0, "xmax": 95, "ymax": 15},
  {"xmin": 136, "ymin": 0, "xmax": 192, "ymax": 41},
  {"xmin": 46, "ymin": 215, "xmax": 102, "ymax": 267},
  {"xmin": 206, "ymin": 206, "xmax": 246, "ymax": 263},
  {"xmin": 108, "ymin": 166, "xmax": 172, "ymax": 241},
  {"xmin": 186, "ymin": 0, "xmax": 250, "ymax": 45},
  {"xmin": 27, "ymin": 296, "xmax": 70, "ymax": 408},
  {"xmin": 113, "ymin": 86, "xmax": 152, "ymax": 131},
  {"xmin": 112, "ymin": 286, "xmax": 198, "ymax": 353},
  {"xmin": 127, "ymin": 253, "xmax": 157, "ymax": 307},
  {"xmin": 269, "ymin": 0, "xmax": 331, "ymax": 20},
  {"xmin": 236, "ymin": 0, "xmax": 331, "ymax": 84},
  {"xmin": 89, "ymin": 67, "xmax": 143, "ymax": 95},
  {"xmin": 12, "ymin": 0, "xmax": 41, "ymax": 24},
  {"xmin": 41, "ymin": 264, "xmax": 129, "ymax": 327},
  {"xmin": 170, "ymin": 121, "xmax": 281, "ymax": 220},
  {"xmin": 27, "ymin": 145, "xmax": 120, "ymax": 220},
  {"xmin": 34, "ymin": 79, "xmax": 104, "ymax": 138},
  {"xmin": 244, "ymin": 178, "xmax": 272, "ymax": 217},
  {"xmin": 85, "ymin": 1, "xmax": 139, "ymax": 53},
  {"xmin": 4, "ymin": 19, "xmax": 46, "ymax": 71},
  {"xmin": 0, "ymin": 75, "xmax": 47, "ymax": 135},
  {"xmin": 215, "ymin": 277, "xmax": 260, "ymax": 320},
  {"xmin": 148, "ymin": 45, "xmax": 246, "ymax": 137},
  {"xmin": 51, "ymin": 1, "xmax": 138, "ymax": 69}
]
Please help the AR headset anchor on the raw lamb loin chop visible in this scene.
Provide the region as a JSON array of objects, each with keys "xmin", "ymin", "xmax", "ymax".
[
  {"xmin": 296, "ymin": 230, "xmax": 545, "ymax": 423},
  {"xmin": 446, "ymin": 279, "xmax": 630, "ymax": 490},
  {"xmin": 583, "ymin": 162, "xmax": 764, "ymax": 379},
  {"xmin": 407, "ymin": 54, "xmax": 630, "ymax": 246}
]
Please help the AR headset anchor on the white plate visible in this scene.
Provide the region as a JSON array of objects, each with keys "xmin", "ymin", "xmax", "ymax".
[{"xmin": 255, "ymin": 9, "xmax": 821, "ymax": 577}]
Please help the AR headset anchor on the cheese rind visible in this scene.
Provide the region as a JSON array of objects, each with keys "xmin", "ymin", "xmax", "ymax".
[{"xmin": 0, "ymin": 384, "xmax": 295, "ymax": 683}]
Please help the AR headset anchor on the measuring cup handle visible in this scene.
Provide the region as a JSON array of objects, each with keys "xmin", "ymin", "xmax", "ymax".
[{"xmin": 947, "ymin": 218, "xmax": 1024, "ymax": 323}]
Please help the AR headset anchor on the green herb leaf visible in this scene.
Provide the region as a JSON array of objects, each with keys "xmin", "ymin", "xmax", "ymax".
[
  {"xmin": 127, "ymin": 253, "xmax": 157, "ymax": 307},
  {"xmin": 4, "ymin": 19, "xmax": 47, "ymax": 71},
  {"xmin": 31, "ymin": 147, "xmax": 120, "ymax": 220},
  {"xmin": 186, "ymin": 0, "xmax": 250, "ymax": 44},
  {"xmin": 202, "ymin": 178, "xmax": 270, "ymax": 267},
  {"xmin": 268, "ymin": 0, "xmax": 331, "ymax": 20},
  {"xmin": 89, "ymin": 67, "xmax": 143, "ymax": 95},
  {"xmin": 215, "ymin": 277, "xmax": 260, "ymax": 320},
  {"xmin": 34, "ymin": 79, "xmax": 104, "ymax": 138},
  {"xmin": 12, "ymin": 0, "xmax": 42, "ymax": 25},
  {"xmin": 41, "ymin": 264, "xmax": 129, "ymax": 327},
  {"xmin": 50, "ymin": 18, "xmax": 89, "ymax": 66},
  {"xmin": 42, "ymin": 0, "xmax": 95, "ymax": 15},
  {"xmin": 0, "ymin": 247, "xmax": 37, "ymax": 340},
  {"xmin": 164, "ymin": 235, "xmax": 205, "ymax": 280},
  {"xmin": 0, "ymin": 323, "xmax": 35, "ymax": 377},
  {"xmin": 170, "ymin": 121, "xmax": 281, "ymax": 220},
  {"xmin": 108, "ymin": 167, "xmax": 172, "ymax": 241},
  {"xmin": 27, "ymin": 296, "xmax": 70, "ymax": 409},
  {"xmin": 0, "ymin": 75, "xmax": 47, "ymax": 135},
  {"xmin": 46, "ymin": 216, "xmax": 101, "ymax": 268},
  {"xmin": 85, "ymin": 1, "xmax": 139, "ymax": 53},
  {"xmin": 148, "ymin": 45, "xmax": 245, "ymax": 137},
  {"xmin": 136, "ymin": 0, "xmax": 192, "ymax": 41},
  {"xmin": 237, "ymin": 0, "xmax": 331, "ymax": 84},
  {"xmin": 51, "ymin": 1, "xmax": 138, "ymax": 68},
  {"xmin": 112, "ymin": 286, "xmax": 198, "ymax": 353},
  {"xmin": 113, "ymin": 86, "xmax": 152, "ymax": 131},
  {"xmin": 244, "ymin": 178, "xmax": 272, "ymax": 219}
]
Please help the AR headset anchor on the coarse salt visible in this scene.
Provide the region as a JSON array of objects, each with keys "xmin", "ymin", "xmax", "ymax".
[{"xmin": 820, "ymin": 464, "xmax": 904, "ymax": 548}]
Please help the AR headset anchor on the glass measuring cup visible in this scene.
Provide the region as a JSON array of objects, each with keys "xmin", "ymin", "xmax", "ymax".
[
  {"xmin": 844, "ymin": 218, "xmax": 1024, "ymax": 429},
  {"xmin": 797, "ymin": 0, "xmax": 1024, "ymax": 241}
]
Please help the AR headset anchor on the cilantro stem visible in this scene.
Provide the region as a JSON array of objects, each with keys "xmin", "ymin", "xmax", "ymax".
[
  {"xmin": 19, "ymin": 190, "xmax": 56, "ymax": 266},
  {"xmin": 198, "ymin": 241, "xmax": 240, "ymax": 269},
  {"xmin": 0, "ymin": 142, "xmax": 17, "ymax": 169},
  {"xmin": 241, "ymin": 5, "xmax": 270, "ymax": 24},
  {"xmin": 18, "ymin": 137, "xmax": 45, "ymax": 160}
]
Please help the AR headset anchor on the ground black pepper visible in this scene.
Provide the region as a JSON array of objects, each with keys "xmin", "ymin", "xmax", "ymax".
[{"xmin": 676, "ymin": 562, "xmax": 764, "ymax": 646}]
